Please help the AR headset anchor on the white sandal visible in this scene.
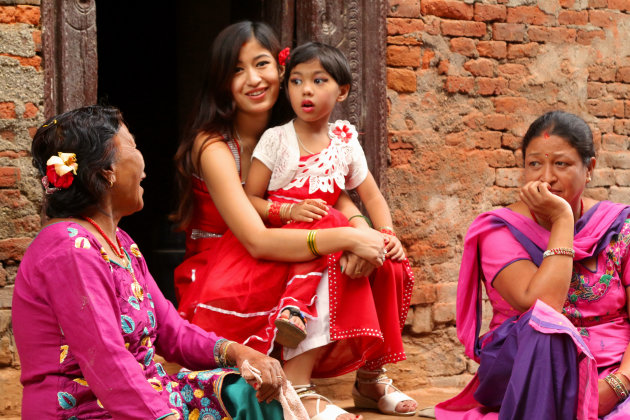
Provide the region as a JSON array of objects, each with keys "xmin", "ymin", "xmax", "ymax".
[
  {"xmin": 352, "ymin": 368, "xmax": 417, "ymax": 417},
  {"xmin": 295, "ymin": 384, "xmax": 352, "ymax": 420}
]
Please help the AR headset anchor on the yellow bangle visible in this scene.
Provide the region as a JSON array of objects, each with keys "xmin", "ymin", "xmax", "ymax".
[{"xmin": 307, "ymin": 230, "xmax": 320, "ymax": 257}]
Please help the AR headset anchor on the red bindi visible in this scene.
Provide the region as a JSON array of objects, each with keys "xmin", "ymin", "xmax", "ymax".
[{"xmin": 543, "ymin": 131, "xmax": 550, "ymax": 138}]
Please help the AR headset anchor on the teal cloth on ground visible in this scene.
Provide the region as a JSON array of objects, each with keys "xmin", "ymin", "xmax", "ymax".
[{"xmin": 222, "ymin": 375, "xmax": 284, "ymax": 419}]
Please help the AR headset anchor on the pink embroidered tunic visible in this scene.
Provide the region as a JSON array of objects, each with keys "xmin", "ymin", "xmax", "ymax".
[{"xmin": 13, "ymin": 222, "xmax": 238, "ymax": 419}]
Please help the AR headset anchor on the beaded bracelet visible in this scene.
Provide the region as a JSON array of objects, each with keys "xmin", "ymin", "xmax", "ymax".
[
  {"xmin": 307, "ymin": 229, "xmax": 320, "ymax": 257},
  {"xmin": 378, "ymin": 226, "xmax": 396, "ymax": 237},
  {"xmin": 213, "ymin": 338, "xmax": 228, "ymax": 366},
  {"xmin": 542, "ymin": 247, "xmax": 575, "ymax": 259},
  {"xmin": 604, "ymin": 372, "xmax": 629, "ymax": 402},
  {"xmin": 348, "ymin": 214, "xmax": 373, "ymax": 228}
]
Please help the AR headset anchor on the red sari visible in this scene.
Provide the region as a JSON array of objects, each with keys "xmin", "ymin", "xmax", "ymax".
[{"xmin": 175, "ymin": 138, "xmax": 414, "ymax": 377}]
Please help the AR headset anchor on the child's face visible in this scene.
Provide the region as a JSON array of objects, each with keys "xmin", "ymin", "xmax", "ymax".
[
  {"xmin": 231, "ymin": 38, "xmax": 281, "ymax": 117},
  {"xmin": 287, "ymin": 58, "xmax": 349, "ymax": 124}
]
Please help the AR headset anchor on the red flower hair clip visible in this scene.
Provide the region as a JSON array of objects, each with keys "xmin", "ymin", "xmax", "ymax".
[
  {"xmin": 330, "ymin": 120, "xmax": 357, "ymax": 144},
  {"xmin": 44, "ymin": 152, "xmax": 78, "ymax": 192},
  {"xmin": 278, "ymin": 47, "xmax": 290, "ymax": 66}
]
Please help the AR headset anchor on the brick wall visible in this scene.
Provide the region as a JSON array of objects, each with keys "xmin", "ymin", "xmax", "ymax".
[
  {"xmin": 384, "ymin": 0, "xmax": 630, "ymax": 391},
  {"xmin": 0, "ymin": 1, "xmax": 42, "ymax": 416}
]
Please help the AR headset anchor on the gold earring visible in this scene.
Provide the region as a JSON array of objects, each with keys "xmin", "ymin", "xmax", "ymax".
[{"xmin": 109, "ymin": 179, "xmax": 114, "ymax": 188}]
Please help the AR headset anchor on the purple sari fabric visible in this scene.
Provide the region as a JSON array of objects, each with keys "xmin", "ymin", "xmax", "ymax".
[{"xmin": 436, "ymin": 201, "xmax": 630, "ymax": 420}]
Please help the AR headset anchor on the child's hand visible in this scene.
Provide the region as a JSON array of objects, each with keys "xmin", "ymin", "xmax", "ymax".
[
  {"xmin": 291, "ymin": 199, "xmax": 328, "ymax": 222},
  {"xmin": 339, "ymin": 252, "xmax": 376, "ymax": 279},
  {"xmin": 383, "ymin": 234, "xmax": 405, "ymax": 261}
]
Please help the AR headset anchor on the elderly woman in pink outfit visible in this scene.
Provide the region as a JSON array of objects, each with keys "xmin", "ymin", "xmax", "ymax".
[
  {"xmin": 12, "ymin": 106, "xmax": 286, "ymax": 420},
  {"xmin": 437, "ymin": 111, "xmax": 630, "ymax": 419}
]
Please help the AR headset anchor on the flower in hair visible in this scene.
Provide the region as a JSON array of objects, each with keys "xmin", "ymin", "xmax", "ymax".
[
  {"xmin": 278, "ymin": 47, "xmax": 290, "ymax": 66},
  {"xmin": 330, "ymin": 121, "xmax": 357, "ymax": 144},
  {"xmin": 45, "ymin": 152, "xmax": 78, "ymax": 189}
]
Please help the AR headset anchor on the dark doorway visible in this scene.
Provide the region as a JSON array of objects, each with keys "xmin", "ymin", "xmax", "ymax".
[{"xmin": 95, "ymin": 1, "xmax": 263, "ymax": 304}]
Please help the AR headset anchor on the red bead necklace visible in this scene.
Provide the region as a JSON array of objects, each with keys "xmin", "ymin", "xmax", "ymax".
[
  {"xmin": 82, "ymin": 216, "xmax": 124, "ymax": 259},
  {"xmin": 530, "ymin": 199, "xmax": 583, "ymax": 225}
]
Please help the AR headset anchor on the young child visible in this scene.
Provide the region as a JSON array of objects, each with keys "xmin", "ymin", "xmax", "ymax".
[{"xmin": 245, "ymin": 41, "xmax": 407, "ymax": 347}]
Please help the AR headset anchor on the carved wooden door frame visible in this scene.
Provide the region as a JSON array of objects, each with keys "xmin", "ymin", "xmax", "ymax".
[
  {"xmin": 42, "ymin": 0, "xmax": 98, "ymax": 119},
  {"xmin": 264, "ymin": 0, "xmax": 388, "ymax": 187}
]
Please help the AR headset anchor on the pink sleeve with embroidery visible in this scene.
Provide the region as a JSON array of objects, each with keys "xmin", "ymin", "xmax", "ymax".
[{"xmin": 619, "ymin": 220, "xmax": 630, "ymax": 288}]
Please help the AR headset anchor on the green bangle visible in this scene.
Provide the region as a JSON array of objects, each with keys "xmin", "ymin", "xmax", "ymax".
[{"xmin": 348, "ymin": 214, "xmax": 373, "ymax": 228}]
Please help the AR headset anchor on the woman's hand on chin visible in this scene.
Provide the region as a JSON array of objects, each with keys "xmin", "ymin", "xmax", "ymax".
[
  {"xmin": 229, "ymin": 343, "xmax": 284, "ymax": 403},
  {"xmin": 519, "ymin": 181, "xmax": 573, "ymax": 225}
]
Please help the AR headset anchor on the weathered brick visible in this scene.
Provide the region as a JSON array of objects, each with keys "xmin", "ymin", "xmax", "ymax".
[
  {"xmin": 589, "ymin": 10, "xmax": 619, "ymax": 28},
  {"xmin": 588, "ymin": 0, "xmax": 608, "ymax": 7},
  {"xmin": 497, "ymin": 63, "xmax": 529, "ymax": 79},
  {"xmin": 473, "ymin": 131, "xmax": 502, "ymax": 149},
  {"xmin": 506, "ymin": 42, "xmax": 539, "ymax": 59},
  {"xmin": 32, "ymin": 29, "xmax": 41, "ymax": 52},
  {"xmin": 589, "ymin": 64, "xmax": 617, "ymax": 82},
  {"xmin": 608, "ymin": 0, "xmax": 630, "ymax": 11},
  {"xmin": 22, "ymin": 102, "xmax": 37, "ymax": 118},
  {"xmin": 496, "ymin": 168, "xmax": 523, "ymax": 187},
  {"xmin": 577, "ymin": 29, "xmax": 606, "ymax": 45},
  {"xmin": 615, "ymin": 170, "xmax": 630, "ymax": 186},
  {"xmin": 441, "ymin": 20, "xmax": 487, "ymax": 37},
  {"xmin": 409, "ymin": 306, "xmax": 433, "ymax": 333},
  {"xmin": 422, "ymin": 49, "xmax": 435, "ymax": 69},
  {"xmin": 607, "ymin": 128, "xmax": 630, "ymax": 145},
  {"xmin": 389, "ymin": 0, "xmax": 421, "ymax": 18},
  {"xmin": 450, "ymin": 37, "xmax": 477, "ymax": 56},
  {"xmin": 387, "ymin": 35, "xmax": 423, "ymax": 46},
  {"xmin": 476, "ymin": 41, "xmax": 507, "ymax": 59},
  {"xmin": 590, "ymin": 168, "xmax": 616, "ymax": 187},
  {"xmin": 599, "ymin": 151, "xmax": 630, "ymax": 168},
  {"xmin": 492, "ymin": 23, "xmax": 525, "ymax": 42},
  {"xmin": 606, "ymin": 83, "xmax": 630, "ymax": 100},
  {"xmin": 0, "ymin": 54, "xmax": 42, "ymax": 70},
  {"xmin": 507, "ymin": 6, "xmax": 555, "ymax": 25},
  {"xmin": 0, "ymin": 130, "xmax": 15, "ymax": 142},
  {"xmin": 0, "ymin": 168, "xmax": 20, "ymax": 188},
  {"xmin": 0, "ymin": 190, "xmax": 27, "ymax": 209},
  {"xmin": 411, "ymin": 282, "xmax": 437, "ymax": 305},
  {"xmin": 474, "ymin": 4, "xmax": 506, "ymax": 22},
  {"xmin": 484, "ymin": 149, "xmax": 516, "ymax": 167},
  {"xmin": 438, "ymin": 59, "xmax": 449, "ymax": 75},
  {"xmin": 422, "ymin": 0, "xmax": 474, "ymax": 20},
  {"xmin": 445, "ymin": 76, "xmax": 474, "ymax": 94},
  {"xmin": 476, "ymin": 77, "xmax": 509, "ymax": 96},
  {"xmin": 617, "ymin": 67, "xmax": 630, "ymax": 83},
  {"xmin": 587, "ymin": 82, "xmax": 607, "ymax": 98},
  {"xmin": 0, "ymin": 238, "xmax": 31, "ymax": 261},
  {"xmin": 528, "ymin": 26, "xmax": 576, "ymax": 43},
  {"xmin": 13, "ymin": 215, "xmax": 41, "ymax": 235},
  {"xmin": 15, "ymin": 5, "xmax": 39, "ymax": 25},
  {"xmin": 0, "ymin": 6, "xmax": 16, "ymax": 23},
  {"xmin": 387, "ymin": 45, "xmax": 421, "ymax": 67},
  {"xmin": 387, "ymin": 68, "xmax": 416, "ymax": 93},
  {"xmin": 586, "ymin": 99, "xmax": 625, "ymax": 118},
  {"xmin": 493, "ymin": 96, "xmax": 529, "ymax": 113},
  {"xmin": 0, "ymin": 102, "xmax": 16, "ymax": 119},
  {"xmin": 502, "ymin": 133, "xmax": 521, "ymax": 150},
  {"xmin": 432, "ymin": 302, "xmax": 455, "ymax": 323},
  {"xmin": 559, "ymin": 0, "xmax": 575, "ymax": 7},
  {"xmin": 485, "ymin": 113, "xmax": 516, "ymax": 131},
  {"xmin": 558, "ymin": 10, "xmax": 588, "ymax": 25},
  {"xmin": 597, "ymin": 118, "xmax": 615, "ymax": 134},
  {"xmin": 387, "ymin": 18, "xmax": 425, "ymax": 35},
  {"xmin": 464, "ymin": 58, "xmax": 495, "ymax": 77},
  {"xmin": 610, "ymin": 186, "xmax": 630, "ymax": 203}
]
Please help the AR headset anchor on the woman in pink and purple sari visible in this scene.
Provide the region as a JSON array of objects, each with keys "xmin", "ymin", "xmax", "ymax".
[{"xmin": 436, "ymin": 111, "xmax": 630, "ymax": 419}]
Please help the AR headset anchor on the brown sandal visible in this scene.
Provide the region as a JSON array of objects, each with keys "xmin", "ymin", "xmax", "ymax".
[{"xmin": 274, "ymin": 306, "xmax": 307, "ymax": 348}]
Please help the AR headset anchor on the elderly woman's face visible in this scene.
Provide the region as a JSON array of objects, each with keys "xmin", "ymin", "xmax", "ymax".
[
  {"xmin": 524, "ymin": 134, "xmax": 593, "ymax": 207},
  {"xmin": 110, "ymin": 124, "xmax": 146, "ymax": 216}
]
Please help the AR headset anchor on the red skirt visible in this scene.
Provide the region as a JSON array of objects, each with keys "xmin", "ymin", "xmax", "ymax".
[{"xmin": 176, "ymin": 207, "xmax": 414, "ymax": 377}]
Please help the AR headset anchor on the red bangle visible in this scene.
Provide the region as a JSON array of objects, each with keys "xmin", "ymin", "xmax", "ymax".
[
  {"xmin": 268, "ymin": 201, "xmax": 283, "ymax": 226},
  {"xmin": 379, "ymin": 227, "xmax": 396, "ymax": 237}
]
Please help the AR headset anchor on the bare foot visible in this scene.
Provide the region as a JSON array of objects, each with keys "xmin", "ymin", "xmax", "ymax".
[{"xmin": 355, "ymin": 370, "xmax": 417, "ymax": 414}]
